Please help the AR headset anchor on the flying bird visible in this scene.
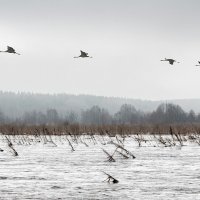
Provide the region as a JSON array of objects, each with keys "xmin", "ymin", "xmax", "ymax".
[
  {"xmin": 160, "ymin": 58, "xmax": 179, "ymax": 65},
  {"xmin": 0, "ymin": 46, "xmax": 20, "ymax": 55},
  {"xmin": 74, "ymin": 50, "xmax": 92, "ymax": 58}
]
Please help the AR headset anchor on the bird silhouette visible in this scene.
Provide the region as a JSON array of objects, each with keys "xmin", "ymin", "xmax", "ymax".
[
  {"xmin": 0, "ymin": 46, "xmax": 20, "ymax": 55},
  {"xmin": 74, "ymin": 50, "xmax": 92, "ymax": 58},
  {"xmin": 160, "ymin": 58, "xmax": 179, "ymax": 65}
]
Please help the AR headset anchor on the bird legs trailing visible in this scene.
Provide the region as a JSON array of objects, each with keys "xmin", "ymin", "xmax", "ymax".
[{"xmin": 161, "ymin": 58, "xmax": 180, "ymax": 65}]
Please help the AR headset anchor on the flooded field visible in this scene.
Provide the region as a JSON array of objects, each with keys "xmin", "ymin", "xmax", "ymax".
[{"xmin": 0, "ymin": 135, "xmax": 200, "ymax": 200}]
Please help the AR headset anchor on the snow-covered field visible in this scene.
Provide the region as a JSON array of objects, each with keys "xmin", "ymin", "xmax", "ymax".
[{"xmin": 0, "ymin": 135, "xmax": 199, "ymax": 200}]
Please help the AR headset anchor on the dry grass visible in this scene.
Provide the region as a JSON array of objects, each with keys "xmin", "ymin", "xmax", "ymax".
[{"xmin": 0, "ymin": 123, "xmax": 200, "ymax": 136}]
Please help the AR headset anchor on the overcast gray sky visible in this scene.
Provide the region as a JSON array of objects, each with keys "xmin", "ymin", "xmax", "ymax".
[{"xmin": 0, "ymin": 0, "xmax": 200, "ymax": 100}]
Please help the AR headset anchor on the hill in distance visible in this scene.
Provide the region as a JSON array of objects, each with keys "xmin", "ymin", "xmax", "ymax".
[{"xmin": 0, "ymin": 91, "xmax": 200, "ymax": 118}]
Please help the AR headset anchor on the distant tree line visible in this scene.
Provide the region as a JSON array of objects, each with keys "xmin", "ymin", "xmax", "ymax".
[
  {"xmin": 0, "ymin": 103, "xmax": 200, "ymax": 126},
  {"xmin": 1, "ymin": 91, "xmax": 200, "ymax": 120}
]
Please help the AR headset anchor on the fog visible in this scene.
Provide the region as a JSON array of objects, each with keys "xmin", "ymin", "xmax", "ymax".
[{"xmin": 0, "ymin": 0, "xmax": 200, "ymax": 100}]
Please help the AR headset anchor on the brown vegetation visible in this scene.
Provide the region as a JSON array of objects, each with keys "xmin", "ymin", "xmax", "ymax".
[{"xmin": 0, "ymin": 123, "xmax": 200, "ymax": 136}]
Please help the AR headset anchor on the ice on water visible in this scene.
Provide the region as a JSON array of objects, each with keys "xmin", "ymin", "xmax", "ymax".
[{"xmin": 0, "ymin": 135, "xmax": 199, "ymax": 200}]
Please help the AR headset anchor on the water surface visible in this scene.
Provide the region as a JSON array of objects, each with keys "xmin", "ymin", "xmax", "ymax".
[{"xmin": 0, "ymin": 135, "xmax": 199, "ymax": 200}]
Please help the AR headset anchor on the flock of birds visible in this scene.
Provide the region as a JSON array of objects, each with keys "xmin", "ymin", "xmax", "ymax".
[
  {"xmin": 0, "ymin": 46, "xmax": 92, "ymax": 58},
  {"xmin": 1, "ymin": 46, "xmax": 200, "ymax": 66}
]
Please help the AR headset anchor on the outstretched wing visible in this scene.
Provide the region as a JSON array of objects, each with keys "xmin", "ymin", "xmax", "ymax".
[
  {"xmin": 80, "ymin": 50, "xmax": 88, "ymax": 56},
  {"xmin": 7, "ymin": 46, "xmax": 15, "ymax": 52}
]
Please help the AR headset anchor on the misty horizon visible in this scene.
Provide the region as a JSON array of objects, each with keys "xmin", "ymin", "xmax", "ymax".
[
  {"xmin": 1, "ymin": 91, "xmax": 200, "ymax": 121},
  {"xmin": 1, "ymin": 90, "xmax": 200, "ymax": 102},
  {"xmin": 1, "ymin": 1, "xmax": 200, "ymax": 200},
  {"xmin": 1, "ymin": 0, "xmax": 200, "ymax": 100}
]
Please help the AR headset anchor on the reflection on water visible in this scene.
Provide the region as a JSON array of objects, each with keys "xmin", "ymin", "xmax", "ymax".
[{"xmin": 0, "ymin": 135, "xmax": 199, "ymax": 200}]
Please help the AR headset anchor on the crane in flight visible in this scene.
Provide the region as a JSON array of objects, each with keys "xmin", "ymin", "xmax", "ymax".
[
  {"xmin": 160, "ymin": 58, "xmax": 179, "ymax": 65},
  {"xmin": 0, "ymin": 46, "xmax": 20, "ymax": 55},
  {"xmin": 74, "ymin": 50, "xmax": 92, "ymax": 58}
]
